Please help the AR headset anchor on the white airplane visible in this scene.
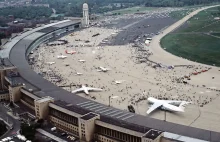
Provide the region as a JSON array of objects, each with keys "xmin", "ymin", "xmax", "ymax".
[
  {"xmin": 97, "ymin": 66, "xmax": 111, "ymax": 72},
  {"xmin": 114, "ymin": 80, "xmax": 125, "ymax": 84},
  {"xmin": 65, "ymin": 50, "xmax": 76, "ymax": 55},
  {"xmin": 75, "ymin": 72, "xmax": 83, "ymax": 76},
  {"xmin": 57, "ymin": 55, "xmax": 67, "ymax": 59},
  {"xmin": 147, "ymin": 97, "xmax": 191, "ymax": 114},
  {"xmin": 46, "ymin": 62, "xmax": 55, "ymax": 65},
  {"xmin": 72, "ymin": 85, "xmax": 102, "ymax": 95},
  {"xmin": 78, "ymin": 59, "xmax": 86, "ymax": 63}
]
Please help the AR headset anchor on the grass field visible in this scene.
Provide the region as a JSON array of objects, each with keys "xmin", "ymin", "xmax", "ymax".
[
  {"xmin": 170, "ymin": 9, "xmax": 194, "ymax": 19},
  {"xmin": 110, "ymin": 7, "xmax": 157, "ymax": 15},
  {"xmin": 161, "ymin": 6, "xmax": 220, "ymax": 66},
  {"xmin": 211, "ymin": 33, "xmax": 220, "ymax": 37}
]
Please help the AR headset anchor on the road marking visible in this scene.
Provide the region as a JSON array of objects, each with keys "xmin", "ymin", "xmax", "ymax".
[
  {"xmin": 110, "ymin": 111, "xmax": 124, "ymax": 117},
  {"xmin": 80, "ymin": 102, "xmax": 94, "ymax": 107},
  {"xmin": 89, "ymin": 105, "xmax": 103, "ymax": 110},
  {"xmin": 77, "ymin": 101, "xmax": 90, "ymax": 105},
  {"xmin": 85, "ymin": 104, "xmax": 99, "ymax": 109},
  {"xmin": 116, "ymin": 113, "xmax": 130, "ymax": 119},
  {"xmin": 99, "ymin": 109, "xmax": 112, "ymax": 114},
  {"xmin": 105, "ymin": 110, "xmax": 119, "ymax": 115},
  {"xmin": 95, "ymin": 107, "xmax": 108, "ymax": 112},
  {"xmin": 122, "ymin": 114, "xmax": 135, "ymax": 120}
]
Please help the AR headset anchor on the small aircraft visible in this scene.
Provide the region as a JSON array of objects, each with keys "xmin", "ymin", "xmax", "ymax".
[
  {"xmin": 114, "ymin": 80, "xmax": 126, "ymax": 84},
  {"xmin": 78, "ymin": 59, "xmax": 86, "ymax": 63},
  {"xmin": 57, "ymin": 55, "xmax": 67, "ymax": 59},
  {"xmin": 75, "ymin": 72, "xmax": 83, "ymax": 76},
  {"xmin": 97, "ymin": 66, "xmax": 111, "ymax": 72},
  {"xmin": 65, "ymin": 50, "xmax": 76, "ymax": 55},
  {"xmin": 147, "ymin": 97, "xmax": 191, "ymax": 114},
  {"xmin": 72, "ymin": 85, "xmax": 102, "ymax": 95},
  {"xmin": 46, "ymin": 62, "xmax": 55, "ymax": 65}
]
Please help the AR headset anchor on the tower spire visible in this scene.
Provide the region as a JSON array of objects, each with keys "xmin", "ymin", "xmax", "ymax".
[{"xmin": 82, "ymin": 3, "xmax": 89, "ymax": 27}]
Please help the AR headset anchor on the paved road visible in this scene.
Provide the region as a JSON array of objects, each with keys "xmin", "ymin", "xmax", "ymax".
[
  {"xmin": 0, "ymin": 103, "xmax": 20, "ymax": 139},
  {"xmin": 149, "ymin": 5, "xmax": 220, "ymax": 67}
]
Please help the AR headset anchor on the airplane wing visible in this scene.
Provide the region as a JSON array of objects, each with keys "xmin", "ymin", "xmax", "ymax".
[
  {"xmin": 179, "ymin": 102, "xmax": 191, "ymax": 111},
  {"xmin": 71, "ymin": 88, "xmax": 84, "ymax": 94},
  {"xmin": 163, "ymin": 100, "xmax": 182, "ymax": 103},
  {"xmin": 147, "ymin": 102, "xmax": 162, "ymax": 114},
  {"xmin": 163, "ymin": 100, "xmax": 191, "ymax": 106},
  {"xmin": 86, "ymin": 87, "xmax": 102, "ymax": 91}
]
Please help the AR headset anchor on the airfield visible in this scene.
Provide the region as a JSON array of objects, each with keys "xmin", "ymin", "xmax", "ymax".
[{"xmin": 30, "ymin": 7, "xmax": 220, "ymax": 132}]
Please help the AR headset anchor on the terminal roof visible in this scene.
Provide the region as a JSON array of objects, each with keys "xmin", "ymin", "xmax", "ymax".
[
  {"xmin": 54, "ymin": 100, "xmax": 90, "ymax": 115},
  {"xmin": 99, "ymin": 115, "xmax": 150, "ymax": 134},
  {"xmin": 144, "ymin": 129, "xmax": 162, "ymax": 140},
  {"xmin": 0, "ymin": 58, "xmax": 14, "ymax": 69},
  {"xmin": 81, "ymin": 113, "xmax": 98, "ymax": 120}
]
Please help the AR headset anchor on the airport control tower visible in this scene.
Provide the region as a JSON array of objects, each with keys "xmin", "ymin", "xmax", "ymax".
[{"xmin": 82, "ymin": 3, "xmax": 89, "ymax": 27}]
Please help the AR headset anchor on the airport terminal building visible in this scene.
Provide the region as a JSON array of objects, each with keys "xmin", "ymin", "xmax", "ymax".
[{"xmin": 0, "ymin": 20, "xmax": 219, "ymax": 142}]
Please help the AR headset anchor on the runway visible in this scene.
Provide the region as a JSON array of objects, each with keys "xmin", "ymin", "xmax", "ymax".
[{"xmin": 30, "ymin": 6, "xmax": 220, "ymax": 133}]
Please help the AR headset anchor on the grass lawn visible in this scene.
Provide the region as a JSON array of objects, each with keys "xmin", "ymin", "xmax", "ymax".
[
  {"xmin": 170, "ymin": 9, "xmax": 194, "ymax": 20},
  {"xmin": 161, "ymin": 6, "xmax": 220, "ymax": 66},
  {"xmin": 211, "ymin": 33, "xmax": 220, "ymax": 37},
  {"xmin": 110, "ymin": 7, "xmax": 157, "ymax": 15}
]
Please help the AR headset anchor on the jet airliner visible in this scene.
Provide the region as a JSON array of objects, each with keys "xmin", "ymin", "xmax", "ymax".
[
  {"xmin": 72, "ymin": 85, "xmax": 102, "ymax": 95},
  {"xmin": 147, "ymin": 97, "xmax": 191, "ymax": 114}
]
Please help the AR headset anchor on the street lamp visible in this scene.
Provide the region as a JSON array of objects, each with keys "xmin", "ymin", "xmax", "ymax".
[
  {"xmin": 69, "ymin": 83, "xmax": 75, "ymax": 92},
  {"xmin": 108, "ymin": 95, "xmax": 119, "ymax": 107},
  {"xmin": 164, "ymin": 110, "xmax": 166, "ymax": 121}
]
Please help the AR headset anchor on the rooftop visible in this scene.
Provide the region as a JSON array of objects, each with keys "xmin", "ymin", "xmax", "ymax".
[
  {"xmin": 36, "ymin": 97, "xmax": 53, "ymax": 103},
  {"xmin": 54, "ymin": 100, "xmax": 90, "ymax": 115},
  {"xmin": 38, "ymin": 26, "xmax": 58, "ymax": 33},
  {"xmin": 144, "ymin": 129, "xmax": 162, "ymax": 140},
  {"xmin": 0, "ymin": 58, "xmax": 14, "ymax": 69},
  {"xmin": 81, "ymin": 112, "xmax": 98, "ymax": 120},
  {"xmin": 7, "ymin": 76, "xmax": 39, "ymax": 91},
  {"xmin": 99, "ymin": 115, "xmax": 151, "ymax": 134}
]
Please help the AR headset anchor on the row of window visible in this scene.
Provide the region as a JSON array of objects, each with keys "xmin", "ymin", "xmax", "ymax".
[
  {"xmin": 50, "ymin": 116, "xmax": 79, "ymax": 135},
  {"xmin": 21, "ymin": 93, "xmax": 35, "ymax": 106},
  {"xmin": 95, "ymin": 134, "xmax": 115, "ymax": 142},
  {"xmin": 0, "ymin": 94, "xmax": 9, "ymax": 101},
  {"xmin": 0, "ymin": 94, "xmax": 9, "ymax": 98},
  {"xmin": 20, "ymin": 99, "xmax": 35, "ymax": 110},
  {"xmin": 49, "ymin": 108, "xmax": 78, "ymax": 126},
  {"xmin": 82, "ymin": 133, "xmax": 86, "ymax": 137},
  {"xmin": 96, "ymin": 125, "xmax": 141, "ymax": 142}
]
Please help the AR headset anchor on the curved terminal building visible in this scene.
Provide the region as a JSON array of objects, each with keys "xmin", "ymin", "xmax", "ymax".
[{"xmin": 0, "ymin": 20, "xmax": 220, "ymax": 142}]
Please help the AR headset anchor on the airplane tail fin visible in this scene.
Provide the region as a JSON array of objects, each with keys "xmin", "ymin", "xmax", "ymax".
[{"xmin": 179, "ymin": 102, "xmax": 190, "ymax": 111}]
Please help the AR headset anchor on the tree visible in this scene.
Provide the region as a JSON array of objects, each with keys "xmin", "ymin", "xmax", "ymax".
[
  {"xmin": 0, "ymin": 120, "xmax": 7, "ymax": 136},
  {"xmin": 0, "ymin": 6, "xmax": 52, "ymax": 20},
  {"xmin": 20, "ymin": 122, "xmax": 36, "ymax": 141},
  {"xmin": 36, "ymin": 0, "xmax": 220, "ymax": 15}
]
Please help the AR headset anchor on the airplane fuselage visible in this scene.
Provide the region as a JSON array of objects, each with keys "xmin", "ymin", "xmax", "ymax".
[
  {"xmin": 148, "ymin": 97, "xmax": 184, "ymax": 113},
  {"xmin": 99, "ymin": 67, "xmax": 109, "ymax": 72},
  {"xmin": 82, "ymin": 85, "xmax": 89, "ymax": 94},
  {"xmin": 57, "ymin": 55, "xmax": 67, "ymax": 59}
]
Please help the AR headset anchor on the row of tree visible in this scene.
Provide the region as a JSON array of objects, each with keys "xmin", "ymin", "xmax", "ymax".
[
  {"xmin": 36, "ymin": 0, "xmax": 220, "ymax": 16},
  {"xmin": 0, "ymin": 0, "xmax": 219, "ymax": 19},
  {"xmin": 0, "ymin": 6, "xmax": 52, "ymax": 20},
  {"xmin": 0, "ymin": 120, "xmax": 7, "ymax": 137}
]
